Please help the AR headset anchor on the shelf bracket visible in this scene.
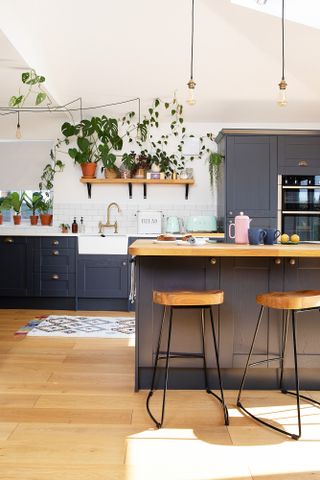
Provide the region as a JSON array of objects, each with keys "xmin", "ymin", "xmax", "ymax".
[
  {"xmin": 128, "ymin": 182, "xmax": 132, "ymax": 199},
  {"xmin": 143, "ymin": 183, "xmax": 147, "ymax": 199},
  {"xmin": 86, "ymin": 183, "xmax": 92, "ymax": 199},
  {"xmin": 185, "ymin": 184, "xmax": 189, "ymax": 200}
]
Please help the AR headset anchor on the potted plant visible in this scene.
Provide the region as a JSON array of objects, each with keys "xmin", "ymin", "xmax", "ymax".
[
  {"xmin": 61, "ymin": 116, "xmax": 123, "ymax": 179},
  {"xmin": 24, "ymin": 192, "xmax": 42, "ymax": 225},
  {"xmin": 38, "ymin": 193, "xmax": 53, "ymax": 226},
  {"xmin": 0, "ymin": 196, "xmax": 11, "ymax": 225},
  {"xmin": 120, "ymin": 152, "xmax": 136, "ymax": 179},
  {"xmin": 59, "ymin": 223, "xmax": 70, "ymax": 234},
  {"xmin": 101, "ymin": 153, "xmax": 119, "ymax": 179},
  {"xmin": 134, "ymin": 152, "xmax": 150, "ymax": 178},
  {"xmin": 9, "ymin": 192, "xmax": 24, "ymax": 225},
  {"xmin": 208, "ymin": 152, "xmax": 224, "ymax": 189}
]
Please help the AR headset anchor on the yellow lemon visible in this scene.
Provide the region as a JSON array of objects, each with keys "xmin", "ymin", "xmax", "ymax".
[
  {"xmin": 281, "ymin": 233, "xmax": 289, "ymax": 243},
  {"xmin": 290, "ymin": 234, "xmax": 300, "ymax": 244}
]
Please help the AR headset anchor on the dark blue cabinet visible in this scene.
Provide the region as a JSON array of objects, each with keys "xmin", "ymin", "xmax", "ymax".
[
  {"xmin": 278, "ymin": 136, "xmax": 320, "ymax": 175},
  {"xmin": 78, "ymin": 255, "xmax": 128, "ymax": 298},
  {"xmin": 0, "ymin": 236, "xmax": 33, "ymax": 296},
  {"xmin": 33, "ymin": 237, "xmax": 77, "ymax": 298}
]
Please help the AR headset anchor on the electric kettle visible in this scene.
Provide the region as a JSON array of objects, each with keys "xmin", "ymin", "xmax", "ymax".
[
  {"xmin": 166, "ymin": 216, "xmax": 180, "ymax": 233},
  {"xmin": 228, "ymin": 212, "xmax": 252, "ymax": 244}
]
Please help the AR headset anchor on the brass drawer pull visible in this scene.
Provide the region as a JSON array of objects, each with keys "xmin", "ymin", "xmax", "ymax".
[
  {"xmin": 52, "ymin": 250, "xmax": 59, "ymax": 256},
  {"xmin": 274, "ymin": 258, "xmax": 281, "ymax": 265},
  {"xmin": 298, "ymin": 160, "xmax": 308, "ymax": 166},
  {"xmin": 289, "ymin": 258, "xmax": 296, "ymax": 265},
  {"xmin": 51, "ymin": 274, "xmax": 59, "ymax": 280},
  {"xmin": 52, "ymin": 240, "xmax": 59, "ymax": 246},
  {"xmin": 210, "ymin": 258, "xmax": 217, "ymax": 265},
  {"xmin": 4, "ymin": 237, "xmax": 14, "ymax": 244}
]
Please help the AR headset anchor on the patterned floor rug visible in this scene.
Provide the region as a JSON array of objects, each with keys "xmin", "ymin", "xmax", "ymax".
[{"xmin": 16, "ymin": 315, "xmax": 135, "ymax": 338}]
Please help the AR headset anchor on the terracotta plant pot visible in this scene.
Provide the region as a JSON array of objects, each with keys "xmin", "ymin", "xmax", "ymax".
[
  {"xmin": 13, "ymin": 214, "xmax": 21, "ymax": 225},
  {"xmin": 30, "ymin": 215, "xmax": 39, "ymax": 226},
  {"xmin": 120, "ymin": 169, "xmax": 132, "ymax": 179},
  {"xmin": 61, "ymin": 227, "xmax": 69, "ymax": 234},
  {"xmin": 104, "ymin": 168, "xmax": 119, "ymax": 179},
  {"xmin": 40, "ymin": 214, "xmax": 53, "ymax": 226},
  {"xmin": 0, "ymin": 214, "xmax": 2, "ymax": 225},
  {"xmin": 81, "ymin": 163, "xmax": 97, "ymax": 179},
  {"xmin": 134, "ymin": 168, "xmax": 145, "ymax": 179}
]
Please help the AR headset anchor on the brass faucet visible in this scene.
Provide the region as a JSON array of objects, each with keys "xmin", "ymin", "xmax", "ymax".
[{"xmin": 99, "ymin": 202, "xmax": 121, "ymax": 234}]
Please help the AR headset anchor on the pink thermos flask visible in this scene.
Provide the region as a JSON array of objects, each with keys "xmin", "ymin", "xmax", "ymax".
[{"xmin": 228, "ymin": 212, "xmax": 252, "ymax": 244}]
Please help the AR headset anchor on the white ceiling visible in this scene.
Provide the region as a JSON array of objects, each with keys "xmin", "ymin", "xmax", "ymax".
[{"xmin": 0, "ymin": 0, "xmax": 320, "ymax": 123}]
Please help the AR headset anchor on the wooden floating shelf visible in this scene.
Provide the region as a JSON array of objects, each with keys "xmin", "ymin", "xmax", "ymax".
[{"xmin": 80, "ymin": 178, "xmax": 194, "ymax": 199}]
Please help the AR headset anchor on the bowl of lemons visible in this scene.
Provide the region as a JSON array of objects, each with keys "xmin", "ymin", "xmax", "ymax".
[{"xmin": 280, "ymin": 233, "xmax": 300, "ymax": 244}]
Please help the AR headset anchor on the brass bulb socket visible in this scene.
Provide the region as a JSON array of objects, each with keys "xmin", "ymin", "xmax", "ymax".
[
  {"xmin": 187, "ymin": 79, "xmax": 196, "ymax": 89},
  {"xmin": 278, "ymin": 79, "xmax": 288, "ymax": 90}
]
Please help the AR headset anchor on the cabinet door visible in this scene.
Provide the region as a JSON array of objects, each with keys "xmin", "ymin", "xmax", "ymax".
[
  {"xmin": 278, "ymin": 136, "xmax": 320, "ymax": 174},
  {"xmin": 219, "ymin": 257, "xmax": 283, "ymax": 368},
  {"xmin": 0, "ymin": 236, "xmax": 33, "ymax": 296},
  {"xmin": 78, "ymin": 255, "xmax": 128, "ymax": 298},
  {"xmin": 283, "ymin": 257, "xmax": 320, "ymax": 368},
  {"xmin": 226, "ymin": 136, "xmax": 278, "ymax": 218}
]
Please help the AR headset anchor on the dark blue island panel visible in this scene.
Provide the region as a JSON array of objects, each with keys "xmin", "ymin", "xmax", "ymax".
[{"xmin": 135, "ymin": 255, "xmax": 320, "ymax": 391}]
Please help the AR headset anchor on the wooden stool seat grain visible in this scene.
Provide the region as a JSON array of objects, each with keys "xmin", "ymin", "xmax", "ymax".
[
  {"xmin": 146, "ymin": 289, "xmax": 228, "ymax": 428},
  {"xmin": 257, "ymin": 290, "xmax": 320, "ymax": 310}
]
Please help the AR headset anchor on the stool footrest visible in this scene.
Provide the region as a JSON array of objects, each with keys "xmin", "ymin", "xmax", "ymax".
[
  {"xmin": 283, "ymin": 390, "xmax": 320, "ymax": 407},
  {"xmin": 248, "ymin": 356, "xmax": 282, "ymax": 368},
  {"xmin": 158, "ymin": 351, "xmax": 204, "ymax": 360}
]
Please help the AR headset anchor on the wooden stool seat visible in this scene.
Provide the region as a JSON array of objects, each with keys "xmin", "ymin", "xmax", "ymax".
[
  {"xmin": 153, "ymin": 290, "xmax": 224, "ymax": 307},
  {"xmin": 257, "ymin": 290, "xmax": 320, "ymax": 310}
]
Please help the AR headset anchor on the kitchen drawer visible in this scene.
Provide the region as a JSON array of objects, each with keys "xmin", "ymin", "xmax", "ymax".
[
  {"xmin": 40, "ymin": 264, "xmax": 70, "ymax": 274},
  {"xmin": 39, "ymin": 249, "xmax": 76, "ymax": 272},
  {"xmin": 35, "ymin": 273, "xmax": 75, "ymax": 297},
  {"xmin": 40, "ymin": 237, "xmax": 77, "ymax": 249}
]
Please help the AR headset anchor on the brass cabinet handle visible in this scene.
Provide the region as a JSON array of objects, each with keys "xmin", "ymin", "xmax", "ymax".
[
  {"xmin": 298, "ymin": 160, "xmax": 308, "ymax": 166},
  {"xmin": 51, "ymin": 274, "xmax": 59, "ymax": 280},
  {"xmin": 52, "ymin": 250, "xmax": 59, "ymax": 256},
  {"xmin": 210, "ymin": 258, "xmax": 217, "ymax": 265},
  {"xmin": 289, "ymin": 258, "xmax": 296, "ymax": 265},
  {"xmin": 3, "ymin": 237, "xmax": 14, "ymax": 244},
  {"xmin": 52, "ymin": 240, "xmax": 59, "ymax": 246},
  {"xmin": 122, "ymin": 262, "xmax": 127, "ymax": 266},
  {"xmin": 274, "ymin": 258, "xmax": 281, "ymax": 265}
]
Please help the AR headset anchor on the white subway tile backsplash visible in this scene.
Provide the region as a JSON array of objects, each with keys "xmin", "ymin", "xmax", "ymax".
[{"xmin": 53, "ymin": 201, "xmax": 216, "ymax": 234}]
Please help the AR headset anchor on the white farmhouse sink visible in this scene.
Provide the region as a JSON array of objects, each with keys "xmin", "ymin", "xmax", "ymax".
[{"xmin": 78, "ymin": 235, "xmax": 128, "ymax": 255}]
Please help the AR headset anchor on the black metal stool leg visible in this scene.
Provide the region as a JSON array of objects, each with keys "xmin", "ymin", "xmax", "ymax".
[
  {"xmin": 146, "ymin": 305, "xmax": 167, "ymax": 428},
  {"xmin": 237, "ymin": 305, "xmax": 265, "ymax": 405},
  {"xmin": 208, "ymin": 306, "xmax": 229, "ymax": 425},
  {"xmin": 159, "ymin": 306, "xmax": 173, "ymax": 428},
  {"xmin": 200, "ymin": 308, "xmax": 210, "ymax": 391},
  {"xmin": 291, "ymin": 310, "xmax": 302, "ymax": 439},
  {"xmin": 280, "ymin": 310, "xmax": 290, "ymax": 392}
]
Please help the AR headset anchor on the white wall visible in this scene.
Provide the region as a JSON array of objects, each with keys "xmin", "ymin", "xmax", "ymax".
[{"xmin": 1, "ymin": 111, "xmax": 320, "ymax": 233}]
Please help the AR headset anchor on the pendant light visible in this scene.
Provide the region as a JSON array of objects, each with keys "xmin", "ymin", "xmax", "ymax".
[
  {"xmin": 187, "ymin": 0, "xmax": 196, "ymax": 106},
  {"xmin": 277, "ymin": 0, "xmax": 288, "ymax": 106},
  {"xmin": 16, "ymin": 110, "xmax": 22, "ymax": 139}
]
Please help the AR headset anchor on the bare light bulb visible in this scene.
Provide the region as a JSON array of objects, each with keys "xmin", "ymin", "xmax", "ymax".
[
  {"xmin": 15, "ymin": 123, "xmax": 22, "ymax": 139},
  {"xmin": 277, "ymin": 79, "xmax": 288, "ymax": 107},
  {"xmin": 187, "ymin": 79, "xmax": 196, "ymax": 106}
]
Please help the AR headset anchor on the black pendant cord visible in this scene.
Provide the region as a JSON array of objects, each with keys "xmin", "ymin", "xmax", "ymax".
[
  {"xmin": 281, "ymin": 0, "xmax": 285, "ymax": 81},
  {"xmin": 17, "ymin": 110, "xmax": 20, "ymax": 129},
  {"xmin": 190, "ymin": 0, "xmax": 195, "ymax": 80}
]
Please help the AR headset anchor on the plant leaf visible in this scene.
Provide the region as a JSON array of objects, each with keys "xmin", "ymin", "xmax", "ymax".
[{"xmin": 36, "ymin": 92, "xmax": 47, "ymax": 105}]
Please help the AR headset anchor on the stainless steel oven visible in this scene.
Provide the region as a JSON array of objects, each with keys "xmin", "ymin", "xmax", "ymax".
[{"xmin": 281, "ymin": 175, "xmax": 320, "ymax": 241}]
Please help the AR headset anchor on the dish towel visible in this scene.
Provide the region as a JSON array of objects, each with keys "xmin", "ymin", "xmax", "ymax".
[{"xmin": 129, "ymin": 257, "xmax": 136, "ymax": 304}]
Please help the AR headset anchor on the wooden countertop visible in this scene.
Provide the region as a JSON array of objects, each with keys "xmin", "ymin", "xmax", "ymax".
[{"xmin": 129, "ymin": 240, "xmax": 320, "ymax": 257}]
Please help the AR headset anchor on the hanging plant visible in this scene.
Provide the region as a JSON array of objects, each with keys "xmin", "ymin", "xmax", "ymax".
[
  {"xmin": 208, "ymin": 152, "xmax": 224, "ymax": 189},
  {"xmin": 9, "ymin": 69, "xmax": 51, "ymax": 108}
]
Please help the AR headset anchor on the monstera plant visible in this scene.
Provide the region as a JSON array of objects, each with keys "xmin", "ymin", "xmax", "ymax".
[{"xmin": 61, "ymin": 116, "xmax": 123, "ymax": 179}]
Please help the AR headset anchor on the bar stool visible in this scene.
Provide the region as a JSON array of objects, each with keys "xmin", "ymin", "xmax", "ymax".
[
  {"xmin": 237, "ymin": 289, "xmax": 320, "ymax": 440},
  {"xmin": 146, "ymin": 289, "xmax": 229, "ymax": 428}
]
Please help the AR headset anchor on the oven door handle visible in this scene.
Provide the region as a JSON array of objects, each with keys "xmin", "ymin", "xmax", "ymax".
[{"xmin": 282, "ymin": 211, "xmax": 320, "ymax": 215}]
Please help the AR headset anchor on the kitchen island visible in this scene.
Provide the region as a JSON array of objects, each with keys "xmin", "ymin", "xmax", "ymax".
[{"xmin": 129, "ymin": 240, "xmax": 320, "ymax": 390}]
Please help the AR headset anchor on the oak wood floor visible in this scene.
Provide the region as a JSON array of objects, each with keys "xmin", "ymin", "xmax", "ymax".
[{"xmin": 0, "ymin": 309, "xmax": 320, "ymax": 479}]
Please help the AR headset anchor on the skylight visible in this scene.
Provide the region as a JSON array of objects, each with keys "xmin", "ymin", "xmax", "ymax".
[{"xmin": 231, "ymin": 0, "xmax": 320, "ymax": 30}]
